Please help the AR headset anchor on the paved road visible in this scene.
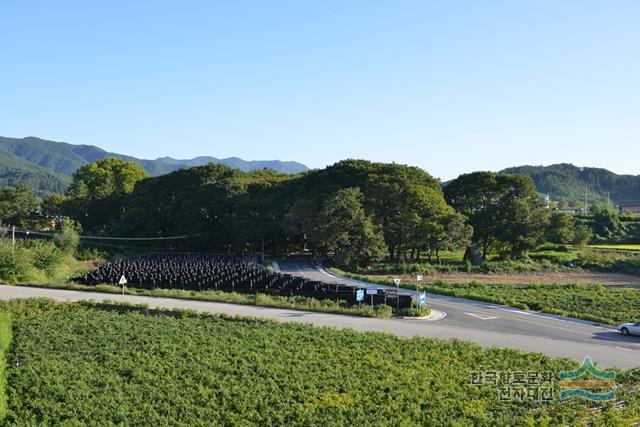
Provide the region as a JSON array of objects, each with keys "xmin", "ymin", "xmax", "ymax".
[
  {"xmin": 279, "ymin": 259, "xmax": 640, "ymax": 369},
  {"xmin": 1, "ymin": 281, "xmax": 639, "ymax": 369}
]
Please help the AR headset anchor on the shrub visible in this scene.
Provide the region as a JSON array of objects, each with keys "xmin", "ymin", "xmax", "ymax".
[
  {"xmin": 0, "ymin": 241, "xmax": 28, "ymax": 284},
  {"xmin": 53, "ymin": 218, "xmax": 81, "ymax": 254},
  {"xmin": 29, "ymin": 241, "xmax": 62, "ymax": 272},
  {"xmin": 398, "ymin": 306, "xmax": 431, "ymax": 317}
]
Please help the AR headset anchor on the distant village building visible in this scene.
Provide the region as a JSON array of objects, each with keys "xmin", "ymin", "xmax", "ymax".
[
  {"xmin": 561, "ymin": 207, "xmax": 581, "ymax": 215},
  {"xmin": 619, "ymin": 202, "xmax": 640, "ymax": 215},
  {"xmin": 537, "ymin": 192, "xmax": 551, "ymax": 209}
]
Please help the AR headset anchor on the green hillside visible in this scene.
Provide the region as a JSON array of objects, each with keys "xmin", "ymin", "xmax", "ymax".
[
  {"xmin": 0, "ymin": 151, "xmax": 70, "ymax": 198},
  {"xmin": 501, "ymin": 163, "xmax": 640, "ymax": 205},
  {"xmin": 0, "ymin": 136, "xmax": 178, "ymax": 177},
  {"xmin": 0, "ymin": 136, "xmax": 309, "ymax": 196}
]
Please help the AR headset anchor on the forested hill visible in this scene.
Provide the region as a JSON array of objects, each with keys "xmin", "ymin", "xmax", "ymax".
[
  {"xmin": 0, "ymin": 151, "xmax": 70, "ymax": 197},
  {"xmin": 0, "ymin": 136, "xmax": 309, "ymax": 195},
  {"xmin": 501, "ymin": 163, "xmax": 640, "ymax": 205}
]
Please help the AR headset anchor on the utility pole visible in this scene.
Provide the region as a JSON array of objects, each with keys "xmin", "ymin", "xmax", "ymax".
[
  {"xmin": 607, "ymin": 192, "xmax": 610, "ymax": 210},
  {"xmin": 584, "ymin": 182, "xmax": 588, "ymax": 213},
  {"xmin": 12, "ymin": 225, "xmax": 15, "ymax": 254}
]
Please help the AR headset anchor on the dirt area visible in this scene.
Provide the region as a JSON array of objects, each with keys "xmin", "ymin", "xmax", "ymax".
[{"xmin": 380, "ymin": 271, "xmax": 640, "ymax": 288}]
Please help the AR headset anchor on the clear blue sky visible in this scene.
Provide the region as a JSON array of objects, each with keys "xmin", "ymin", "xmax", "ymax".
[{"xmin": 1, "ymin": 1, "xmax": 639, "ymax": 180}]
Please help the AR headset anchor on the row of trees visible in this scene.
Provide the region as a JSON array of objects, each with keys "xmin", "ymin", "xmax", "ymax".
[
  {"xmin": 444, "ymin": 172, "xmax": 640, "ymax": 257},
  {"xmin": 33, "ymin": 158, "xmax": 475, "ymax": 267},
  {"xmin": 3, "ymin": 158, "xmax": 637, "ymax": 267}
]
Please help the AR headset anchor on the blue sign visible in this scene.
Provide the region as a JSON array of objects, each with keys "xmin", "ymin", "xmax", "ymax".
[
  {"xmin": 419, "ymin": 292, "xmax": 427, "ymax": 307},
  {"xmin": 356, "ymin": 289, "xmax": 365, "ymax": 302}
]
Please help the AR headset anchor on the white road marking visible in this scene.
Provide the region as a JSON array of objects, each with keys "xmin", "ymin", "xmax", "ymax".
[
  {"xmin": 465, "ymin": 312, "xmax": 500, "ymax": 320},
  {"xmin": 319, "ymin": 268, "xmax": 622, "ymax": 331}
]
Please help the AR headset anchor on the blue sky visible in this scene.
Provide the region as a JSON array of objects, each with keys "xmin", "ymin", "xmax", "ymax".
[{"xmin": 1, "ymin": 1, "xmax": 639, "ymax": 180}]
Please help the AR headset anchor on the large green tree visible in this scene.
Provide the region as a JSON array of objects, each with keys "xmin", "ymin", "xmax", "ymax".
[
  {"xmin": 282, "ymin": 198, "xmax": 318, "ymax": 251},
  {"xmin": 426, "ymin": 211, "xmax": 473, "ymax": 263},
  {"xmin": 308, "ymin": 188, "xmax": 386, "ymax": 268},
  {"xmin": 64, "ymin": 158, "xmax": 148, "ymax": 233},
  {"xmin": 590, "ymin": 206, "xmax": 627, "ymax": 241},
  {"xmin": 445, "ymin": 172, "xmax": 549, "ymax": 258},
  {"xmin": 546, "ymin": 212, "xmax": 575, "ymax": 244},
  {"xmin": 0, "ymin": 184, "xmax": 38, "ymax": 226}
]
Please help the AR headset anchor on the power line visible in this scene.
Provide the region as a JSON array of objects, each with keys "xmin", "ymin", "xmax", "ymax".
[{"xmin": 8, "ymin": 227, "xmax": 206, "ymax": 241}]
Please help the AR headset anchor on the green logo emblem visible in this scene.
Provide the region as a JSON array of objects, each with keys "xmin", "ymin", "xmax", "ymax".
[{"xmin": 559, "ymin": 357, "xmax": 616, "ymax": 401}]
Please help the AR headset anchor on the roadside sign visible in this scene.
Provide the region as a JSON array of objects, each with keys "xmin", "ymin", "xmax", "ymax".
[
  {"xmin": 419, "ymin": 292, "xmax": 427, "ymax": 307},
  {"xmin": 393, "ymin": 278, "xmax": 401, "ymax": 286},
  {"xmin": 416, "ymin": 274, "xmax": 424, "ymax": 282},
  {"xmin": 119, "ymin": 275, "xmax": 127, "ymax": 305},
  {"xmin": 366, "ymin": 288, "xmax": 376, "ymax": 308},
  {"xmin": 356, "ymin": 289, "xmax": 365, "ymax": 302}
]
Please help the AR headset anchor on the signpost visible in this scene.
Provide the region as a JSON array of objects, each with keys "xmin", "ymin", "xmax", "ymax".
[
  {"xmin": 416, "ymin": 274, "xmax": 424, "ymax": 309},
  {"xmin": 356, "ymin": 289, "xmax": 365, "ymax": 303},
  {"xmin": 419, "ymin": 292, "xmax": 427, "ymax": 307},
  {"xmin": 119, "ymin": 275, "xmax": 127, "ymax": 304},
  {"xmin": 366, "ymin": 287, "xmax": 377, "ymax": 309},
  {"xmin": 393, "ymin": 278, "xmax": 401, "ymax": 313}
]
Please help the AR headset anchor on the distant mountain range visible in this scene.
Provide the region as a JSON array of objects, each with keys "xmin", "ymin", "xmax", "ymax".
[
  {"xmin": 154, "ymin": 156, "xmax": 308, "ymax": 174},
  {"xmin": 0, "ymin": 136, "xmax": 309, "ymax": 196},
  {"xmin": 501, "ymin": 164, "xmax": 640, "ymax": 206}
]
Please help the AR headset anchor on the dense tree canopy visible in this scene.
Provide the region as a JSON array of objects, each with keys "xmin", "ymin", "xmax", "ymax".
[
  {"xmin": 29, "ymin": 158, "xmax": 638, "ymax": 261},
  {"xmin": 546, "ymin": 212, "xmax": 575, "ymax": 244},
  {"xmin": 308, "ymin": 188, "xmax": 387, "ymax": 267},
  {"xmin": 0, "ymin": 185, "xmax": 38, "ymax": 226},
  {"xmin": 50, "ymin": 159, "xmax": 459, "ymax": 263},
  {"xmin": 66, "ymin": 157, "xmax": 148, "ymax": 200},
  {"xmin": 445, "ymin": 172, "xmax": 549, "ymax": 258},
  {"xmin": 590, "ymin": 206, "xmax": 627, "ymax": 241},
  {"xmin": 64, "ymin": 158, "xmax": 149, "ymax": 233}
]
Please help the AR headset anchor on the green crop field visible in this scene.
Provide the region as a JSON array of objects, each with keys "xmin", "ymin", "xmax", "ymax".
[
  {"xmin": 1, "ymin": 300, "xmax": 639, "ymax": 425},
  {"xmin": 421, "ymin": 282, "xmax": 640, "ymax": 325},
  {"xmin": 333, "ymin": 270, "xmax": 640, "ymax": 326}
]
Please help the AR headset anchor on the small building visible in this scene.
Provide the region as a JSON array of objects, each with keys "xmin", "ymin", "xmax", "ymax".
[
  {"xmin": 619, "ymin": 202, "xmax": 640, "ymax": 215},
  {"xmin": 537, "ymin": 192, "xmax": 551, "ymax": 209}
]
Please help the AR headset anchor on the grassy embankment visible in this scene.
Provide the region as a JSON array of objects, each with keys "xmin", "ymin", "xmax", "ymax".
[
  {"xmin": 2, "ymin": 299, "xmax": 639, "ymax": 425},
  {"xmin": 589, "ymin": 244, "xmax": 640, "ymax": 252},
  {"xmin": 14, "ymin": 281, "xmax": 394, "ymax": 319}
]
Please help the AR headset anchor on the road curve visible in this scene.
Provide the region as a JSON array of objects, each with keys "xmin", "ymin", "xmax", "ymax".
[{"xmin": 279, "ymin": 259, "xmax": 640, "ymax": 370}]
